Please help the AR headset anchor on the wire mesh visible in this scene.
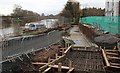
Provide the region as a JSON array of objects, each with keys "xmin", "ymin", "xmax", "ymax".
[{"xmin": 61, "ymin": 48, "xmax": 106, "ymax": 73}]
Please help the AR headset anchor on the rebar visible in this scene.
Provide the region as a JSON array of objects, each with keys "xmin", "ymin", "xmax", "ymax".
[{"xmin": 61, "ymin": 48, "xmax": 106, "ymax": 73}]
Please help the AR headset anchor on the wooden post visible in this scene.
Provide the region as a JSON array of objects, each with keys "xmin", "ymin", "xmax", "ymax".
[
  {"xmin": 48, "ymin": 57, "xmax": 51, "ymax": 63},
  {"xmin": 102, "ymin": 49, "xmax": 110, "ymax": 66},
  {"xmin": 113, "ymin": 46, "xmax": 116, "ymax": 50},
  {"xmin": 65, "ymin": 43, "xmax": 67, "ymax": 48},
  {"xmin": 104, "ymin": 47, "xmax": 106, "ymax": 55},
  {"xmin": 58, "ymin": 63, "xmax": 62, "ymax": 72},
  {"xmin": 56, "ymin": 53, "xmax": 58, "ymax": 59},
  {"xmin": 69, "ymin": 60, "xmax": 72, "ymax": 69},
  {"xmin": 68, "ymin": 44, "xmax": 69, "ymax": 47},
  {"xmin": 104, "ymin": 47, "xmax": 106, "ymax": 50},
  {"xmin": 100, "ymin": 46, "xmax": 102, "ymax": 50}
]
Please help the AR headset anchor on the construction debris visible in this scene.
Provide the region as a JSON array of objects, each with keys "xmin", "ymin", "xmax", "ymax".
[{"xmin": 94, "ymin": 34, "xmax": 120, "ymax": 48}]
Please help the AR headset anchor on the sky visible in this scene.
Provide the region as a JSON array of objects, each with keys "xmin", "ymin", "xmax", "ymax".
[{"xmin": 0, "ymin": 0, "xmax": 105, "ymax": 15}]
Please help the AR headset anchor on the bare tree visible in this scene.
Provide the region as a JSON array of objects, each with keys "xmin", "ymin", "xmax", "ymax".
[
  {"xmin": 11, "ymin": 4, "xmax": 41, "ymax": 26},
  {"xmin": 60, "ymin": 1, "xmax": 81, "ymax": 23}
]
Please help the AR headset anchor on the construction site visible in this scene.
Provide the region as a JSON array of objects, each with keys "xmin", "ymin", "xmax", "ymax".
[
  {"xmin": 1, "ymin": 23, "xmax": 120, "ymax": 73},
  {"xmin": 0, "ymin": 0, "xmax": 120, "ymax": 73}
]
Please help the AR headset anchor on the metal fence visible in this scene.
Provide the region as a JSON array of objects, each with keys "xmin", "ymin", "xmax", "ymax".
[
  {"xmin": 0, "ymin": 16, "xmax": 2, "ymax": 72},
  {"xmin": 0, "ymin": 30, "xmax": 63, "ymax": 72},
  {"xmin": 1, "ymin": 30, "xmax": 62, "ymax": 60},
  {"xmin": 0, "ymin": 16, "xmax": 65, "ymax": 72}
]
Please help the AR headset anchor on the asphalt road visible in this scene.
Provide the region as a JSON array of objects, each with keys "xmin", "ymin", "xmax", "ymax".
[{"xmin": 2, "ymin": 30, "xmax": 62, "ymax": 60}]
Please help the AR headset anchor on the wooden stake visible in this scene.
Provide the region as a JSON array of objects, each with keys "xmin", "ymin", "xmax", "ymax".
[
  {"xmin": 48, "ymin": 57, "xmax": 50, "ymax": 63},
  {"xmin": 102, "ymin": 49, "xmax": 110, "ymax": 66},
  {"xmin": 58, "ymin": 63, "xmax": 62, "ymax": 72},
  {"xmin": 113, "ymin": 46, "xmax": 116, "ymax": 50},
  {"xmin": 104, "ymin": 47, "xmax": 106, "ymax": 50},
  {"xmin": 56, "ymin": 53, "xmax": 58, "ymax": 59},
  {"xmin": 100, "ymin": 46, "xmax": 102, "ymax": 50},
  {"xmin": 69, "ymin": 60, "xmax": 72, "ymax": 69}
]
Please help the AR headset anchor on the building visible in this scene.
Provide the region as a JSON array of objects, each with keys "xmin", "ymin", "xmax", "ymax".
[
  {"xmin": 105, "ymin": 0, "xmax": 120, "ymax": 16},
  {"xmin": 105, "ymin": 0, "xmax": 120, "ymax": 34}
]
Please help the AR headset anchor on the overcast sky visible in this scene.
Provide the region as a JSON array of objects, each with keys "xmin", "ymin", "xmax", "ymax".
[{"xmin": 0, "ymin": 0, "xmax": 105, "ymax": 15}]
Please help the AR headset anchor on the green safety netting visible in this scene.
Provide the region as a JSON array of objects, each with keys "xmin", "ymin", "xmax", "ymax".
[{"xmin": 80, "ymin": 16, "xmax": 120, "ymax": 34}]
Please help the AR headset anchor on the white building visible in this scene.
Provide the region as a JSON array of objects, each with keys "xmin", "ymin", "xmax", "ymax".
[
  {"xmin": 105, "ymin": 0, "xmax": 120, "ymax": 34},
  {"xmin": 105, "ymin": 0, "xmax": 120, "ymax": 16}
]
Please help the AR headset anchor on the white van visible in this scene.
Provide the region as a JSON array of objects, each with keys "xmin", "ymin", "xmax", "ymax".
[{"xmin": 25, "ymin": 22, "xmax": 45, "ymax": 30}]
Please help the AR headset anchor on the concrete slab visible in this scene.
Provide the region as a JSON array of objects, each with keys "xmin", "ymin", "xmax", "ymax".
[{"xmin": 66, "ymin": 25, "xmax": 98, "ymax": 47}]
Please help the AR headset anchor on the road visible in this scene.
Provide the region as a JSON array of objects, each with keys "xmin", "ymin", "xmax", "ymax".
[{"xmin": 2, "ymin": 30, "xmax": 62, "ymax": 60}]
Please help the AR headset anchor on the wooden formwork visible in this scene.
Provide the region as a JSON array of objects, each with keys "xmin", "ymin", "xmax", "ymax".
[
  {"xmin": 61, "ymin": 46, "xmax": 105, "ymax": 73},
  {"xmin": 102, "ymin": 47, "xmax": 120, "ymax": 71},
  {"xmin": 34, "ymin": 45, "xmax": 74, "ymax": 73}
]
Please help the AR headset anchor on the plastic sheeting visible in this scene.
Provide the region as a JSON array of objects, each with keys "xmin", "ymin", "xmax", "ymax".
[{"xmin": 80, "ymin": 16, "xmax": 120, "ymax": 34}]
